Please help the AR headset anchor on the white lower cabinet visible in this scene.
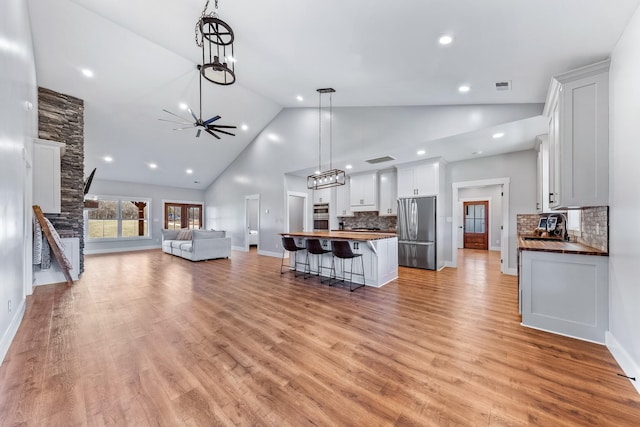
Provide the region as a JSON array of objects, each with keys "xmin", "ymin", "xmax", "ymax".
[{"xmin": 520, "ymin": 250, "xmax": 608, "ymax": 343}]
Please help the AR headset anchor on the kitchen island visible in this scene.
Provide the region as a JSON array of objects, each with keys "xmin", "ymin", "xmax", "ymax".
[
  {"xmin": 281, "ymin": 231, "xmax": 398, "ymax": 287},
  {"xmin": 518, "ymin": 236, "xmax": 609, "ymax": 343}
]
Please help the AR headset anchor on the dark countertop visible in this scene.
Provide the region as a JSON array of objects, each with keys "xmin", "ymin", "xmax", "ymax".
[
  {"xmin": 518, "ymin": 236, "xmax": 608, "ymax": 256},
  {"xmin": 282, "ymin": 231, "xmax": 397, "ymax": 242}
]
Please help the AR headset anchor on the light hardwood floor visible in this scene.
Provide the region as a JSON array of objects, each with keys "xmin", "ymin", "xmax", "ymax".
[{"xmin": 1, "ymin": 248, "xmax": 639, "ymax": 426}]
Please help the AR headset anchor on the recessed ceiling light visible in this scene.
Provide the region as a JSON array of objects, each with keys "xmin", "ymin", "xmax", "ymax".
[
  {"xmin": 103, "ymin": 156, "xmax": 113, "ymax": 163},
  {"xmin": 472, "ymin": 151, "xmax": 483, "ymax": 155},
  {"xmin": 149, "ymin": 163, "xmax": 157, "ymax": 169},
  {"xmin": 346, "ymin": 164, "xmax": 353, "ymax": 169},
  {"xmin": 493, "ymin": 132, "xmax": 505, "ymax": 139},
  {"xmin": 438, "ymin": 35, "xmax": 453, "ymax": 45},
  {"xmin": 417, "ymin": 149, "xmax": 426, "ymax": 155},
  {"xmin": 81, "ymin": 68, "xmax": 94, "ymax": 78},
  {"xmin": 179, "ymin": 102, "xmax": 188, "ymax": 110},
  {"xmin": 241, "ymin": 124, "xmax": 248, "ymax": 131},
  {"xmin": 458, "ymin": 85, "xmax": 470, "ymax": 93},
  {"xmin": 186, "ymin": 169, "xmax": 193, "ymax": 174},
  {"xmin": 296, "ymin": 95, "xmax": 304, "ymax": 102},
  {"xmin": 315, "ymin": 170, "xmax": 321, "ymax": 174}
]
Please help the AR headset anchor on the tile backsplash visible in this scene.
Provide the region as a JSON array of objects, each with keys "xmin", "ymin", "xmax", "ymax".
[
  {"xmin": 339, "ymin": 212, "xmax": 397, "ymax": 230},
  {"xmin": 516, "ymin": 206, "xmax": 608, "ymax": 253}
]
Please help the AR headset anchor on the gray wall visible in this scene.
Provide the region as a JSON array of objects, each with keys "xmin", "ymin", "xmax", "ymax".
[
  {"xmin": 205, "ymin": 104, "xmax": 542, "ymax": 257},
  {"xmin": 609, "ymin": 4, "xmax": 640, "ymax": 392},
  {"xmin": 0, "ymin": 0, "xmax": 38, "ymax": 363},
  {"xmin": 85, "ymin": 179, "xmax": 204, "ymax": 253},
  {"xmin": 445, "ymin": 150, "xmax": 537, "ymax": 270}
]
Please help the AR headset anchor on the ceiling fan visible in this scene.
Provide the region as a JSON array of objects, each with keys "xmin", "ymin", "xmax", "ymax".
[{"xmin": 159, "ymin": 67, "xmax": 236, "ymax": 139}]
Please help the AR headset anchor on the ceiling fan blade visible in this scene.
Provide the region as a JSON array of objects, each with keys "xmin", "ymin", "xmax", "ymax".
[
  {"xmin": 196, "ymin": 129, "xmax": 202, "ymax": 138},
  {"xmin": 172, "ymin": 127, "xmax": 194, "ymax": 131},
  {"xmin": 205, "ymin": 129, "xmax": 221, "ymax": 139},
  {"xmin": 162, "ymin": 109, "xmax": 191, "ymax": 122},
  {"xmin": 159, "ymin": 118, "xmax": 193, "ymax": 125},
  {"xmin": 209, "ymin": 125, "xmax": 237, "ymax": 129},
  {"xmin": 204, "ymin": 115, "xmax": 221, "ymax": 125},
  {"xmin": 211, "ymin": 128, "xmax": 236, "ymax": 137},
  {"xmin": 187, "ymin": 107, "xmax": 199, "ymax": 122}
]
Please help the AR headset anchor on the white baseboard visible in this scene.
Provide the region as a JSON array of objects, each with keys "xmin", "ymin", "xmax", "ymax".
[
  {"xmin": 443, "ymin": 261, "xmax": 456, "ymax": 268},
  {"xmin": 258, "ymin": 249, "xmax": 282, "ymax": 258},
  {"xmin": 85, "ymin": 244, "xmax": 161, "ymax": 255},
  {"xmin": 606, "ymin": 331, "xmax": 640, "ymax": 395},
  {"xmin": 505, "ymin": 267, "xmax": 517, "ymax": 276},
  {"xmin": 232, "ymin": 245, "xmax": 248, "ymax": 252},
  {"xmin": 521, "ymin": 322, "xmax": 605, "ymax": 345},
  {"xmin": 0, "ymin": 298, "xmax": 25, "ymax": 366},
  {"xmin": 490, "ymin": 246, "xmax": 501, "ymax": 252}
]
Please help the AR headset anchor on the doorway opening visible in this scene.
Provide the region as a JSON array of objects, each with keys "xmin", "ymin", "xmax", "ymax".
[
  {"xmin": 451, "ymin": 178, "xmax": 511, "ymax": 275},
  {"xmin": 286, "ymin": 192, "xmax": 307, "ymax": 233},
  {"xmin": 463, "ymin": 200, "xmax": 489, "ymax": 250},
  {"xmin": 244, "ymin": 194, "xmax": 260, "ymax": 252}
]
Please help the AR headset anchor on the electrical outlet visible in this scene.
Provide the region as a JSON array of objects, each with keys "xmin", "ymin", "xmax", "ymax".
[{"xmin": 8, "ymin": 299, "xmax": 11, "ymax": 313}]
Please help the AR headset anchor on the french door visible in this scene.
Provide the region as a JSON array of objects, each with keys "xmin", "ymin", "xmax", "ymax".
[{"xmin": 164, "ymin": 203, "xmax": 202, "ymax": 230}]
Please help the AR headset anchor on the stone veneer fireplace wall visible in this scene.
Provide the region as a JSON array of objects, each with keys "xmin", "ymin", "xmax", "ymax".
[{"xmin": 38, "ymin": 87, "xmax": 85, "ymax": 273}]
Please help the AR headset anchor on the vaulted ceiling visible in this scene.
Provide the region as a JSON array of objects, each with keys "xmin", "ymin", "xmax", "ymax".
[{"xmin": 27, "ymin": 0, "xmax": 640, "ymax": 189}]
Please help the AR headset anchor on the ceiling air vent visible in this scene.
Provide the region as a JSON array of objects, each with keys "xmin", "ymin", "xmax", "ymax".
[
  {"xmin": 365, "ymin": 155, "xmax": 396, "ymax": 164},
  {"xmin": 495, "ymin": 81, "xmax": 512, "ymax": 91}
]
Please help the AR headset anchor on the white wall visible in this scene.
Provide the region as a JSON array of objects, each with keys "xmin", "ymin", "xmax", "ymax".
[
  {"xmin": 608, "ymin": 4, "xmax": 640, "ymax": 393},
  {"xmin": 458, "ymin": 185, "xmax": 503, "ymax": 250},
  {"xmin": 0, "ymin": 0, "xmax": 38, "ymax": 364},
  {"xmin": 205, "ymin": 104, "xmax": 542, "ymax": 256},
  {"xmin": 446, "ymin": 150, "xmax": 537, "ymax": 270},
  {"xmin": 85, "ymin": 179, "xmax": 204, "ymax": 254}
]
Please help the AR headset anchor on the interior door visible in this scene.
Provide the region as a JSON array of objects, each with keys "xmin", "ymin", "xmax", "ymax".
[{"xmin": 463, "ymin": 201, "xmax": 488, "ymax": 250}]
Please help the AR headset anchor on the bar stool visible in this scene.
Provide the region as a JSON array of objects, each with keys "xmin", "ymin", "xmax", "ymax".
[
  {"xmin": 280, "ymin": 237, "xmax": 308, "ymax": 277},
  {"xmin": 330, "ymin": 240, "xmax": 365, "ymax": 291},
  {"xmin": 304, "ymin": 239, "xmax": 332, "ymax": 282}
]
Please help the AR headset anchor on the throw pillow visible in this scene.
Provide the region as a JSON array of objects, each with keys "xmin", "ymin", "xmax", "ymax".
[{"xmin": 176, "ymin": 229, "xmax": 193, "ymax": 240}]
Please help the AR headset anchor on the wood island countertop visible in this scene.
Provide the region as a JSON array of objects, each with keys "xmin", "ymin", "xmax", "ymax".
[
  {"xmin": 518, "ymin": 236, "xmax": 608, "ymax": 256},
  {"xmin": 281, "ymin": 231, "xmax": 397, "ymax": 241}
]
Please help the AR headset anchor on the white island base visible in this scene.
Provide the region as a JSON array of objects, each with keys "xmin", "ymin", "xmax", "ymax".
[{"xmin": 284, "ymin": 232, "xmax": 398, "ymax": 288}]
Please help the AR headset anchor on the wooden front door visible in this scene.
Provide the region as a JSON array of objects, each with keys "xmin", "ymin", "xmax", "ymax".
[{"xmin": 463, "ymin": 201, "xmax": 488, "ymax": 250}]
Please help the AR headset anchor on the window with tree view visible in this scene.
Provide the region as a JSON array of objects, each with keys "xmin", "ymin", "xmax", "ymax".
[{"xmin": 87, "ymin": 197, "xmax": 150, "ymax": 240}]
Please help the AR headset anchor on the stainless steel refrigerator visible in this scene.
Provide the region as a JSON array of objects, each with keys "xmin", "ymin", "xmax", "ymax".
[{"xmin": 397, "ymin": 196, "xmax": 436, "ymax": 270}]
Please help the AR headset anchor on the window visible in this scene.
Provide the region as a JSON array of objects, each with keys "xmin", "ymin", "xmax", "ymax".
[
  {"xmin": 87, "ymin": 197, "xmax": 151, "ymax": 240},
  {"xmin": 567, "ymin": 210, "xmax": 581, "ymax": 234},
  {"xmin": 164, "ymin": 203, "xmax": 203, "ymax": 230}
]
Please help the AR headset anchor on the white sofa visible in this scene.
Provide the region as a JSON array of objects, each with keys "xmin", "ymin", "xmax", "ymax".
[{"xmin": 161, "ymin": 229, "xmax": 231, "ymax": 261}]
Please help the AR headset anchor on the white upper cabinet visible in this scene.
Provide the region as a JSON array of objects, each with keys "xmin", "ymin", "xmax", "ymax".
[
  {"xmin": 544, "ymin": 59, "xmax": 609, "ymax": 209},
  {"xmin": 336, "ymin": 178, "xmax": 353, "ymax": 217},
  {"xmin": 350, "ymin": 171, "xmax": 378, "ymax": 211},
  {"xmin": 378, "ymin": 169, "xmax": 397, "ymax": 216},
  {"xmin": 33, "ymin": 138, "xmax": 66, "ymax": 214},
  {"xmin": 313, "ymin": 187, "xmax": 331, "ymax": 204},
  {"xmin": 397, "ymin": 161, "xmax": 439, "ymax": 198}
]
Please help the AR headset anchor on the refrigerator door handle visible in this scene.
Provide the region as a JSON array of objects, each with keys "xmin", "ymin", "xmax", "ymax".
[{"xmin": 398, "ymin": 240, "xmax": 434, "ymax": 246}]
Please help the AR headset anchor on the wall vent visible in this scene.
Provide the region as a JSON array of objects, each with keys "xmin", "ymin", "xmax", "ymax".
[
  {"xmin": 365, "ymin": 155, "xmax": 396, "ymax": 164},
  {"xmin": 495, "ymin": 81, "xmax": 512, "ymax": 91}
]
